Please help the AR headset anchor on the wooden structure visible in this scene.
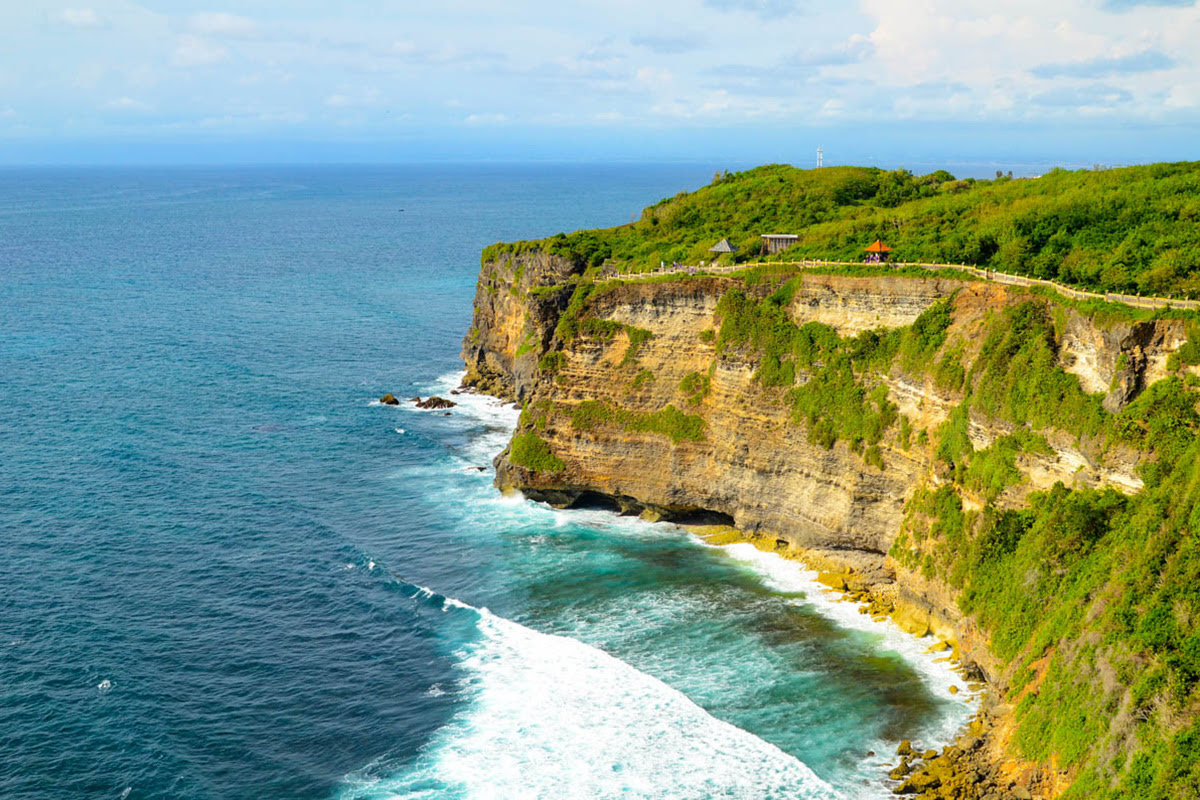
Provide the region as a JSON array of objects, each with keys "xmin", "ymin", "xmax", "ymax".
[
  {"xmin": 864, "ymin": 239, "xmax": 893, "ymax": 262},
  {"xmin": 709, "ymin": 238, "xmax": 738, "ymax": 254},
  {"xmin": 761, "ymin": 234, "xmax": 798, "ymax": 255}
]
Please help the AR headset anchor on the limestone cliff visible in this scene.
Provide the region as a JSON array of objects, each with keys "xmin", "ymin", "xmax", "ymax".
[
  {"xmin": 462, "ymin": 259, "xmax": 1197, "ymax": 797},
  {"xmin": 466, "ymin": 267, "xmax": 1181, "ymax": 576},
  {"xmin": 498, "ymin": 275, "xmax": 942, "ymax": 570},
  {"xmin": 461, "ymin": 251, "xmax": 583, "ymax": 402}
]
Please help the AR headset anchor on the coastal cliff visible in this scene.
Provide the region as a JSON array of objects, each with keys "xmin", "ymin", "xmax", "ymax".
[
  {"xmin": 464, "ymin": 248, "xmax": 1200, "ymax": 799},
  {"xmin": 465, "ymin": 259, "xmax": 1176, "ymax": 555}
]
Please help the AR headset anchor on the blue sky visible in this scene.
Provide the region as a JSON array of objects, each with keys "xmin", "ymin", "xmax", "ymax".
[{"xmin": 3, "ymin": 1, "xmax": 1199, "ymax": 166}]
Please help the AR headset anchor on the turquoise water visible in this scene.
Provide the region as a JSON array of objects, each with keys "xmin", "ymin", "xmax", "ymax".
[{"xmin": 0, "ymin": 166, "xmax": 974, "ymax": 799}]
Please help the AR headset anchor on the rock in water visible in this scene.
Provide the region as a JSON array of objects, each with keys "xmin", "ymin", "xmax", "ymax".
[
  {"xmin": 380, "ymin": 394, "xmax": 400, "ymax": 406},
  {"xmin": 416, "ymin": 396, "xmax": 457, "ymax": 409}
]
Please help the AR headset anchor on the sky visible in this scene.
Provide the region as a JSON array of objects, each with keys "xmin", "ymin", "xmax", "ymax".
[{"xmin": 2, "ymin": 1, "xmax": 1199, "ymax": 167}]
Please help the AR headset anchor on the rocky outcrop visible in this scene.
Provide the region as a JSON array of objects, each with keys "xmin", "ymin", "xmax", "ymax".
[
  {"xmin": 461, "ymin": 251, "xmax": 583, "ymax": 402},
  {"xmin": 1057, "ymin": 312, "xmax": 1187, "ymax": 412},
  {"xmin": 415, "ymin": 396, "xmax": 457, "ymax": 409}
]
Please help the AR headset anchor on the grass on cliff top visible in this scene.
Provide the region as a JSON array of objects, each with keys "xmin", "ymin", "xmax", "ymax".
[{"xmin": 485, "ymin": 161, "xmax": 1200, "ymax": 298}]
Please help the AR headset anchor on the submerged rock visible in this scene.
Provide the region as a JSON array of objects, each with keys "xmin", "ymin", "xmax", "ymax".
[{"xmin": 380, "ymin": 393, "xmax": 400, "ymax": 406}]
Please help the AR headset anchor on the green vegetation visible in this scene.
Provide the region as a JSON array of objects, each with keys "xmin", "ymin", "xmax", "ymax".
[
  {"xmin": 679, "ymin": 371, "xmax": 711, "ymax": 405},
  {"xmin": 485, "ymin": 161, "xmax": 1200, "ymax": 298},
  {"xmin": 711, "ymin": 280, "xmax": 956, "ymax": 455},
  {"xmin": 538, "ymin": 350, "xmax": 566, "ymax": 375},
  {"xmin": 969, "ymin": 302, "xmax": 1107, "ymax": 437},
  {"xmin": 570, "ymin": 399, "xmax": 705, "ymax": 442},
  {"xmin": 620, "ymin": 326, "xmax": 653, "ymax": 366},
  {"xmin": 514, "ymin": 331, "xmax": 536, "ymax": 357},
  {"xmin": 887, "ymin": 361, "xmax": 1200, "ymax": 798},
  {"xmin": 554, "ymin": 281, "xmax": 603, "ymax": 342},
  {"xmin": 790, "ymin": 360, "xmax": 897, "ymax": 454},
  {"xmin": 508, "ymin": 431, "xmax": 566, "ymax": 473},
  {"xmin": 631, "ymin": 369, "xmax": 656, "ymax": 391}
]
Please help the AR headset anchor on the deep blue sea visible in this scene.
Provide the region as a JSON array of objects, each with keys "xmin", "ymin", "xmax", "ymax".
[{"xmin": 0, "ymin": 165, "xmax": 975, "ymax": 800}]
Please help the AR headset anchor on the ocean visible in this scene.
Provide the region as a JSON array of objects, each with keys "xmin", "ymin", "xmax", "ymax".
[{"xmin": 0, "ymin": 165, "xmax": 974, "ymax": 799}]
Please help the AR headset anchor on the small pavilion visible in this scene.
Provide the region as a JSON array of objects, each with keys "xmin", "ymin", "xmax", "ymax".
[
  {"xmin": 709, "ymin": 238, "xmax": 738, "ymax": 255},
  {"xmin": 864, "ymin": 240, "xmax": 893, "ymax": 263},
  {"xmin": 761, "ymin": 234, "xmax": 799, "ymax": 255}
]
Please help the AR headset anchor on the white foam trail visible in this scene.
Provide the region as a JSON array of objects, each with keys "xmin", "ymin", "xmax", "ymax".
[
  {"xmin": 340, "ymin": 599, "xmax": 841, "ymax": 800},
  {"xmin": 707, "ymin": 542, "xmax": 979, "ymax": 748}
]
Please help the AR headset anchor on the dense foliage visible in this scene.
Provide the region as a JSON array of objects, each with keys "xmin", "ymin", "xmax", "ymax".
[
  {"xmin": 699, "ymin": 271, "xmax": 1200, "ymax": 796},
  {"xmin": 487, "ymin": 162, "xmax": 1200, "ymax": 298},
  {"xmin": 508, "ymin": 431, "xmax": 566, "ymax": 472}
]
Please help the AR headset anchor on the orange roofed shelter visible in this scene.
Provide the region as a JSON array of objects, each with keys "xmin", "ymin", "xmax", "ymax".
[{"xmin": 864, "ymin": 239, "xmax": 893, "ymax": 263}]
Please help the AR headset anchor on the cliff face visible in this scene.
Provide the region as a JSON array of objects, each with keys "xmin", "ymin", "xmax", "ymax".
[
  {"xmin": 474, "ymin": 267, "xmax": 1178, "ymax": 567},
  {"xmin": 497, "ymin": 275, "xmax": 941, "ymax": 567},
  {"xmin": 463, "ymin": 258, "xmax": 1200, "ymax": 796},
  {"xmin": 466, "ymin": 260, "xmax": 1185, "ymax": 663},
  {"xmin": 461, "ymin": 252, "xmax": 582, "ymax": 402}
]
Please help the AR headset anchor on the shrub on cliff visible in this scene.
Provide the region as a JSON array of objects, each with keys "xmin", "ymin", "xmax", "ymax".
[{"xmin": 509, "ymin": 432, "xmax": 565, "ymax": 473}]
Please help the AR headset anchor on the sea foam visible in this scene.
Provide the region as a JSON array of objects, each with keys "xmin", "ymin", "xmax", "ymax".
[
  {"xmin": 709, "ymin": 542, "xmax": 978, "ymax": 751},
  {"xmin": 340, "ymin": 592, "xmax": 841, "ymax": 800}
]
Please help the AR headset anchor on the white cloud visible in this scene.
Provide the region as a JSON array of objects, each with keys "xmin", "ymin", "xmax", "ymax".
[
  {"xmin": 818, "ymin": 98, "xmax": 844, "ymax": 117},
  {"xmin": 104, "ymin": 96, "xmax": 150, "ymax": 111},
  {"xmin": 325, "ymin": 87, "xmax": 381, "ymax": 108},
  {"xmin": 187, "ymin": 12, "xmax": 257, "ymax": 39},
  {"xmin": 173, "ymin": 35, "xmax": 229, "ymax": 68},
  {"xmin": 635, "ymin": 66, "xmax": 674, "ymax": 89},
  {"xmin": 55, "ymin": 8, "xmax": 103, "ymax": 29},
  {"xmin": 257, "ymin": 110, "xmax": 307, "ymax": 124},
  {"xmin": 464, "ymin": 112, "xmax": 508, "ymax": 125}
]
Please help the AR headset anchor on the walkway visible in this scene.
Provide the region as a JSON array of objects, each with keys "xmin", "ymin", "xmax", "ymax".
[{"xmin": 609, "ymin": 259, "xmax": 1200, "ymax": 313}]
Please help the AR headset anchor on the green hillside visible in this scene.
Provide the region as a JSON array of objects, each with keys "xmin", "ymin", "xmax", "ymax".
[{"xmin": 486, "ymin": 162, "xmax": 1200, "ymax": 298}]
